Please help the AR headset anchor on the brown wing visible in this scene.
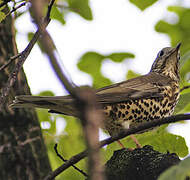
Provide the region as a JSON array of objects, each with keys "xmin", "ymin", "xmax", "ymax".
[{"xmin": 96, "ymin": 72, "xmax": 172, "ymax": 104}]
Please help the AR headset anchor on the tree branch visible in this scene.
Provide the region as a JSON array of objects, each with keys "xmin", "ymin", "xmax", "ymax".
[
  {"xmin": 76, "ymin": 88, "xmax": 105, "ymax": 180},
  {"xmin": 180, "ymin": 85, "xmax": 190, "ymax": 92},
  {"xmin": 44, "ymin": 113, "xmax": 190, "ymax": 180},
  {"xmin": 54, "ymin": 144, "xmax": 88, "ymax": 177},
  {"xmin": 6, "ymin": 2, "xmax": 26, "ymax": 16},
  {"xmin": 30, "ymin": 0, "xmax": 78, "ymax": 98},
  {"xmin": 0, "ymin": 0, "xmax": 54, "ymax": 109},
  {"xmin": 30, "ymin": 1, "xmax": 104, "ymax": 179},
  {"xmin": 0, "ymin": 53, "xmax": 21, "ymax": 71}
]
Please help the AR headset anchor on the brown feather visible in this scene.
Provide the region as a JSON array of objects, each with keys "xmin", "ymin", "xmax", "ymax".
[{"xmin": 96, "ymin": 72, "xmax": 173, "ymax": 103}]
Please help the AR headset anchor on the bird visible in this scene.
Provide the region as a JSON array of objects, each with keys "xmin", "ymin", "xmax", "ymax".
[{"xmin": 11, "ymin": 43, "xmax": 181, "ymax": 147}]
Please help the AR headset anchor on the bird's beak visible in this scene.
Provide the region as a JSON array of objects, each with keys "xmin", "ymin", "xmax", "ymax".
[{"xmin": 175, "ymin": 43, "xmax": 181, "ymax": 51}]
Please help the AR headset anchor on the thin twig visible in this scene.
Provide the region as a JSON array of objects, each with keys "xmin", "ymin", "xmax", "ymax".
[
  {"xmin": 54, "ymin": 144, "xmax": 88, "ymax": 177},
  {"xmin": 0, "ymin": 53, "xmax": 21, "ymax": 71},
  {"xmin": 6, "ymin": 2, "xmax": 26, "ymax": 16},
  {"xmin": 0, "ymin": 0, "xmax": 54, "ymax": 109},
  {"xmin": 44, "ymin": 113, "xmax": 190, "ymax": 180},
  {"xmin": 180, "ymin": 85, "xmax": 190, "ymax": 92}
]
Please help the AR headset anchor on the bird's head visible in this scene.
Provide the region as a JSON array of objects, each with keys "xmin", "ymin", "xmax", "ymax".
[{"xmin": 150, "ymin": 43, "xmax": 181, "ymax": 81}]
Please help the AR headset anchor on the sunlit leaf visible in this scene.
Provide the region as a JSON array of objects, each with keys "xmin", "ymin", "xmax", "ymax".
[
  {"xmin": 126, "ymin": 70, "xmax": 140, "ymax": 80},
  {"xmin": 38, "ymin": 90, "xmax": 55, "ymax": 96},
  {"xmin": 107, "ymin": 52, "xmax": 134, "ymax": 62},
  {"xmin": 0, "ymin": 0, "xmax": 7, "ymax": 23},
  {"xmin": 77, "ymin": 51, "xmax": 134, "ymax": 88},
  {"xmin": 102, "ymin": 140, "xmax": 122, "ymax": 161},
  {"xmin": 51, "ymin": 6, "xmax": 65, "ymax": 25},
  {"xmin": 55, "ymin": 116, "xmax": 87, "ymax": 179},
  {"xmin": 0, "ymin": 10, "xmax": 6, "ymax": 23},
  {"xmin": 158, "ymin": 157, "xmax": 190, "ymax": 180},
  {"xmin": 129, "ymin": 0, "xmax": 158, "ymax": 11},
  {"xmin": 77, "ymin": 52, "xmax": 104, "ymax": 75},
  {"xmin": 155, "ymin": 6, "xmax": 190, "ymax": 54},
  {"xmin": 134, "ymin": 125, "xmax": 188, "ymax": 157},
  {"xmin": 102, "ymin": 125, "xmax": 188, "ymax": 162},
  {"xmin": 39, "ymin": 105, "xmax": 87, "ymax": 179},
  {"xmin": 174, "ymin": 92, "xmax": 190, "ymax": 114},
  {"xmin": 66, "ymin": 0, "xmax": 93, "ymax": 20}
]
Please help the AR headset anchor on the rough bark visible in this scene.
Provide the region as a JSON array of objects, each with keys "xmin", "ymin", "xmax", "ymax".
[
  {"xmin": 105, "ymin": 145, "xmax": 180, "ymax": 180},
  {"xmin": 0, "ymin": 6, "xmax": 51, "ymax": 180}
]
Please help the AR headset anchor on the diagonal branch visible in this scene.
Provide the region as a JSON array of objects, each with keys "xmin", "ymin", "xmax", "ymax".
[
  {"xmin": 180, "ymin": 85, "xmax": 190, "ymax": 92},
  {"xmin": 0, "ymin": 53, "xmax": 21, "ymax": 71},
  {"xmin": 30, "ymin": 1, "xmax": 104, "ymax": 179},
  {"xmin": 6, "ymin": 2, "xmax": 26, "ymax": 16},
  {"xmin": 30, "ymin": 0, "xmax": 78, "ymax": 97},
  {"xmin": 54, "ymin": 144, "xmax": 88, "ymax": 177},
  {"xmin": 44, "ymin": 113, "xmax": 190, "ymax": 180},
  {"xmin": 0, "ymin": 0, "xmax": 55, "ymax": 109}
]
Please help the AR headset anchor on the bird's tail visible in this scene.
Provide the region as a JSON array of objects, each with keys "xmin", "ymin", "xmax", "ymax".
[{"xmin": 10, "ymin": 95, "xmax": 78, "ymax": 116}]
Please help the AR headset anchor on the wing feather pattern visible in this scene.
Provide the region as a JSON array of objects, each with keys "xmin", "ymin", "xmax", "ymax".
[{"xmin": 96, "ymin": 72, "xmax": 172, "ymax": 103}]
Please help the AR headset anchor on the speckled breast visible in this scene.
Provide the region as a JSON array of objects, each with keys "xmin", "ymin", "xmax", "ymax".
[{"xmin": 102, "ymin": 85, "xmax": 180, "ymax": 136}]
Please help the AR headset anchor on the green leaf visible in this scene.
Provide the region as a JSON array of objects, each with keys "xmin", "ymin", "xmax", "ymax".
[
  {"xmin": 155, "ymin": 6, "xmax": 190, "ymax": 54},
  {"xmin": 0, "ymin": 10, "xmax": 6, "ymax": 23},
  {"xmin": 51, "ymin": 6, "xmax": 65, "ymax": 25},
  {"xmin": 36, "ymin": 90, "xmax": 86, "ymax": 179},
  {"xmin": 36, "ymin": 91, "xmax": 56, "ymax": 134},
  {"xmin": 38, "ymin": 90, "xmax": 55, "ymax": 96},
  {"xmin": 102, "ymin": 140, "xmax": 123, "ymax": 161},
  {"xmin": 174, "ymin": 92, "xmax": 190, "ymax": 114},
  {"xmin": 55, "ymin": 116, "xmax": 87, "ymax": 180},
  {"xmin": 77, "ymin": 51, "xmax": 134, "ymax": 88},
  {"xmin": 102, "ymin": 125, "xmax": 188, "ymax": 161},
  {"xmin": 77, "ymin": 52, "xmax": 104, "ymax": 75},
  {"xmin": 129, "ymin": 0, "xmax": 158, "ymax": 11},
  {"xmin": 77, "ymin": 51, "xmax": 110, "ymax": 88},
  {"xmin": 66, "ymin": 0, "xmax": 93, "ymax": 20},
  {"xmin": 155, "ymin": 6, "xmax": 190, "ymax": 88},
  {"xmin": 107, "ymin": 53, "xmax": 134, "ymax": 62},
  {"xmin": 42, "ymin": 115, "xmax": 86, "ymax": 179},
  {"xmin": 37, "ymin": 109, "xmax": 57, "ymax": 134},
  {"xmin": 118, "ymin": 126, "xmax": 188, "ymax": 157},
  {"xmin": 0, "ymin": 0, "xmax": 7, "ymax": 22},
  {"xmin": 180, "ymin": 58, "xmax": 190, "ymax": 83},
  {"xmin": 158, "ymin": 157, "xmax": 190, "ymax": 180},
  {"xmin": 137, "ymin": 126, "xmax": 188, "ymax": 157},
  {"xmin": 126, "ymin": 70, "xmax": 140, "ymax": 80}
]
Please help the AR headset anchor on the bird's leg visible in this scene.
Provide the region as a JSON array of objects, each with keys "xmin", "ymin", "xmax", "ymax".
[
  {"xmin": 117, "ymin": 140, "xmax": 135, "ymax": 151},
  {"xmin": 130, "ymin": 135, "xmax": 141, "ymax": 148},
  {"xmin": 117, "ymin": 140, "xmax": 125, "ymax": 148},
  {"xmin": 117, "ymin": 136, "xmax": 141, "ymax": 149}
]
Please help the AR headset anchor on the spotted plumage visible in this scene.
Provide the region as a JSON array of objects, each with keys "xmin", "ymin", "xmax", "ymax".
[
  {"xmin": 11, "ymin": 44, "xmax": 181, "ymax": 138},
  {"xmin": 102, "ymin": 84, "xmax": 179, "ymax": 136}
]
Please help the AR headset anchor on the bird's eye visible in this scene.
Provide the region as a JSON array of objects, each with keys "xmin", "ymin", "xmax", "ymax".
[{"xmin": 159, "ymin": 50, "xmax": 164, "ymax": 57}]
